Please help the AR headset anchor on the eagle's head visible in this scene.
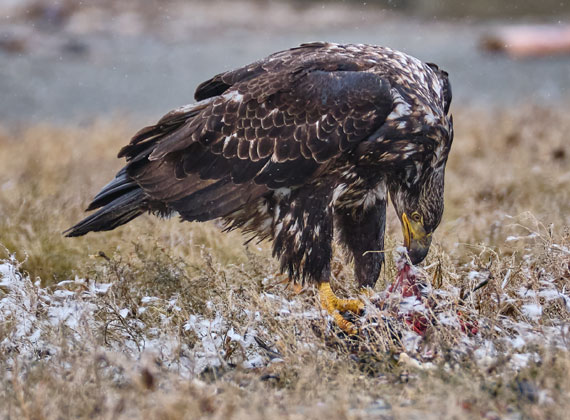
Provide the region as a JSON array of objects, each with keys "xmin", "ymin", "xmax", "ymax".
[
  {"xmin": 386, "ymin": 68, "xmax": 453, "ymax": 264},
  {"xmin": 389, "ymin": 165, "xmax": 446, "ymax": 264}
]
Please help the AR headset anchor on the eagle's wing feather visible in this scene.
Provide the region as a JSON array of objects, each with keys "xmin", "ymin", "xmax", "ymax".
[
  {"xmin": 117, "ymin": 51, "xmax": 394, "ymax": 219},
  {"xmin": 193, "ymin": 42, "xmax": 335, "ymax": 102}
]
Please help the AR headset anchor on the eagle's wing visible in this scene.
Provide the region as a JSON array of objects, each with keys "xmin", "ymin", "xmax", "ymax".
[{"xmin": 117, "ymin": 46, "xmax": 394, "ymax": 220}]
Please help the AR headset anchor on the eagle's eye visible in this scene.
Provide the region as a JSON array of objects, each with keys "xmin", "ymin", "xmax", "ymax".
[{"xmin": 411, "ymin": 212, "xmax": 422, "ymax": 223}]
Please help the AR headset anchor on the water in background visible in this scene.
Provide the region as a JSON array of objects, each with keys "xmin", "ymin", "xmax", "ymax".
[{"xmin": 0, "ymin": 0, "xmax": 569, "ymax": 125}]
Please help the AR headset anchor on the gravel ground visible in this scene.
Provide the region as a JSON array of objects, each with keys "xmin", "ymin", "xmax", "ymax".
[{"xmin": 1, "ymin": 0, "xmax": 569, "ymax": 125}]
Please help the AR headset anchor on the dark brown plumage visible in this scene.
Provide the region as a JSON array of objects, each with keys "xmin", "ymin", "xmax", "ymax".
[{"xmin": 66, "ymin": 42, "xmax": 453, "ymax": 299}]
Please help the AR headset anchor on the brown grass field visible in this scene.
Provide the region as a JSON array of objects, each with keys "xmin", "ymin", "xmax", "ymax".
[{"xmin": 0, "ymin": 105, "xmax": 569, "ymax": 419}]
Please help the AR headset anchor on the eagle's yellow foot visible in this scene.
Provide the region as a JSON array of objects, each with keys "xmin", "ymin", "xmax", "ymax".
[{"xmin": 318, "ymin": 282, "xmax": 364, "ymax": 335}]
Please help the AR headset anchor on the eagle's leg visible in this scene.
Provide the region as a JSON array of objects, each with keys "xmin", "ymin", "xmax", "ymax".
[
  {"xmin": 310, "ymin": 189, "xmax": 387, "ymax": 335},
  {"xmin": 272, "ymin": 187, "xmax": 361, "ymax": 334},
  {"xmin": 336, "ymin": 195, "xmax": 387, "ymax": 290},
  {"xmin": 316, "ymin": 202, "xmax": 386, "ymax": 335}
]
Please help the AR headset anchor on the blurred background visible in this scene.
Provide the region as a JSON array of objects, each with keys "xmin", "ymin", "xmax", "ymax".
[{"xmin": 1, "ymin": 0, "xmax": 569, "ymax": 126}]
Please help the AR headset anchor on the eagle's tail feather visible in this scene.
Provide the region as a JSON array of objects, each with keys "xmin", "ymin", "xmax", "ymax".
[
  {"xmin": 86, "ymin": 167, "xmax": 137, "ymax": 211},
  {"xmin": 64, "ymin": 188, "xmax": 146, "ymax": 237}
]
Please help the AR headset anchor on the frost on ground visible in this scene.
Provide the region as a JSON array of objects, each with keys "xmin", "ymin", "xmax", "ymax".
[
  {"xmin": 1, "ymin": 237, "xmax": 569, "ymax": 419},
  {"xmin": 1, "ymin": 224, "xmax": 569, "ymax": 416},
  {"xmin": 0, "ymin": 258, "xmax": 279, "ymax": 379},
  {"xmin": 0, "ymin": 251, "xmax": 339, "ymax": 394}
]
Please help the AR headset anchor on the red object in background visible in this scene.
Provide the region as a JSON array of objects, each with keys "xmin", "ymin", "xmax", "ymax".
[{"xmin": 482, "ymin": 24, "xmax": 570, "ymax": 57}]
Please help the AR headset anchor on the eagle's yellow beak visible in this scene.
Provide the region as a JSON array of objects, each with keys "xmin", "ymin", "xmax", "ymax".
[{"xmin": 401, "ymin": 212, "xmax": 432, "ymax": 264}]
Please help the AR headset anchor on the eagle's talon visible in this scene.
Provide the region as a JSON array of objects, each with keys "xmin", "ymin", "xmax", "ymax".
[
  {"xmin": 319, "ymin": 282, "xmax": 363, "ymax": 335},
  {"xmin": 333, "ymin": 312, "xmax": 359, "ymax": 336},
  {"xmin": 335, "ymin": 297, "xmax": 365, "ymax": 315}
]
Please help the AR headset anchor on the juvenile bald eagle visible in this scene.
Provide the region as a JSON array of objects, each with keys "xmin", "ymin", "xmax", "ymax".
[{"xmin": 66, "ymin": 42, "xmax": 453, "ymax": 334}]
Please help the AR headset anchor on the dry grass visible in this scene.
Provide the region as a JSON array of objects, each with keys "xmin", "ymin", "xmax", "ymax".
[{"xmin": 0, "ymin": 105, "xmax": 569, "ymax": 419}]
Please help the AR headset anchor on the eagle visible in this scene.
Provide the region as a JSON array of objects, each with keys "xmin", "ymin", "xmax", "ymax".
[{"xmin": 66, "ymin": 42, "xmax": 453, "ymax": 334}]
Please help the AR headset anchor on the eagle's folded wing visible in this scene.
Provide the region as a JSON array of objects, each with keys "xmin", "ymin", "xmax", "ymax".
[{"xmin": 109, "ymin": 52, "xmax": 394, "ymax": 220}]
